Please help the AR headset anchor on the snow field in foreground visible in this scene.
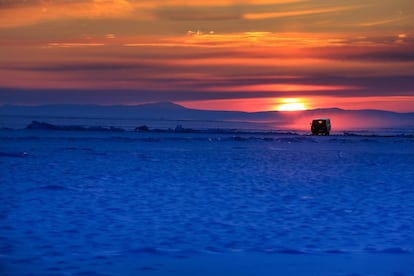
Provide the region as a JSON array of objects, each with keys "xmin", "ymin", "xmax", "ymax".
[{"xmin": 1, "ymin": 131, "xmax": 413, "ymax": 275}]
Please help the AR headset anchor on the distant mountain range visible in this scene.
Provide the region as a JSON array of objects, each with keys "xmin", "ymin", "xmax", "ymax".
[{"xmin": 1, "ymin": 102, "xmax": 414, "ymax": 131}]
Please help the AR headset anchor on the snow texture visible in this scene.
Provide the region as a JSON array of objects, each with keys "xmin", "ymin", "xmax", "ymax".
[{"xmin": 1, "ymin": 128, "xmax": 414, "ymax": 275}]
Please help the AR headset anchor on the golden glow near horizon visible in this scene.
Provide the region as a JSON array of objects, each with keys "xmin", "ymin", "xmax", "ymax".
[
  {"xmin": 276, "ymin": 98, "xmax": 307, "ymax": 111},
  {"xmin": 0, "ymin": 0, "xmax": 413, "ymax": 112}
]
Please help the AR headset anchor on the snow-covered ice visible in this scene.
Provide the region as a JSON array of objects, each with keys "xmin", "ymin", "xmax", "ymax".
[{"xmin": 1, "ymin": 129, "xmax": 413, "ymax": 275}]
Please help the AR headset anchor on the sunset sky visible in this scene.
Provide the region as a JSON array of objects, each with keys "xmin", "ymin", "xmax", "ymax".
[{"xmin": 1, "ymin": 0, "xmax": 413, "ymax": 112}]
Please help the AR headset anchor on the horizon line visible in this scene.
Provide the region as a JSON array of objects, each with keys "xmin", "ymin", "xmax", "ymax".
[{"xmin": 1, "ymin": 102, "xmax": 414, "ymax": 114}]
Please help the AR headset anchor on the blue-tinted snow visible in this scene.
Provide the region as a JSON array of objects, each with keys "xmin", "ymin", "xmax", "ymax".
[{"xmin": 0, "ymin": 130, "xmax": 413, "ymax": 275}]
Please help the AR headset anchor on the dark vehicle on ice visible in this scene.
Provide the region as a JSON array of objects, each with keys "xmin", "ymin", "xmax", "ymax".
[{"xmin": 311, "ymin": 118, "xmax": 331, "ymax": 135}]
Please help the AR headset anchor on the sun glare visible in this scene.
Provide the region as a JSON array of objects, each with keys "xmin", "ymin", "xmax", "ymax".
[{"xmin": 276, "ymin": 98, "xmax": 307, "ymax": 111}]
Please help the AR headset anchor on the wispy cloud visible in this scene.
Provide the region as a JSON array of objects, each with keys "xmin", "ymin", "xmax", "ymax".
[
  {"xmin": 0, "ymin": 0, "xmax": 307, "ymax": 25},
  {"xmin": 47, "ymin": 42, "xmax": 106, "ymax": 48},
  {"xmin": 153, "ymin": 6, "xmax": 242, "ymax": 21},
  {"xmin": 355, "ymin": 17, "xmax": 405, "ymax": 27},
  {"xmin": 1, "ymin": 0, "xmax": 412, "ymax": 35},
  {"xmin": 243, "ymin": 5, "xmax": 360, "ymax": 20},
  {"xmin": 0, "ymin": 0, "xmax": 134, "ymax": 28}
]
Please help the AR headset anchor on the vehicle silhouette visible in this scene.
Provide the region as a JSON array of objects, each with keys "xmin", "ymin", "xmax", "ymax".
[{"xmin": 311, "ymin": 118, "xmax": 331, "ymax": 135}]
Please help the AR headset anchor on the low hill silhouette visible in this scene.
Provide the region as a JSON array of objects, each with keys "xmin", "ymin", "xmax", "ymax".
[{"xmin": 1, "ymin": 102, "xmax": 414, "ymax": 131}]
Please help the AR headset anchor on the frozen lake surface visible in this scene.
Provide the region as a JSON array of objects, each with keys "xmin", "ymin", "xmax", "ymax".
[{"xmin": 1, "ymin": 129, "xmax": 413, "ymax": 275}]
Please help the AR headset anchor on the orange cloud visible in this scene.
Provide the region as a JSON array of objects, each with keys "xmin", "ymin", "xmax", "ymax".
[
  {"xmin": 125, "ymin": 0, "xmax": 307, "ymax": 8},
  {"xmin": 243, "ymin": 5, "xmax": 360, "ymax": 20},
  {"xmin": 356, "ymin": 18, "xmax": 404, "ymax": 27},
  {"xmin": 120, "ymin": 31, "xmax": 349, "ymax": 50},
  {"xmin": 0, "ymin": 0, "xmax": 309, "ymax": 28},
  {"xmin": 47, "ymin": 42, "xmax": 106, "ymax": 48},
  {"xmin": 0, "ymin": 0, "xmax": 134, "ymax": 28}
]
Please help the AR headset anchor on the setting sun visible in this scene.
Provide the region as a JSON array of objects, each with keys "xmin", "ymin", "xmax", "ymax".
[{"xmin": 276, "ymin": 98, "xmax": 307, "ymax": 111}]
